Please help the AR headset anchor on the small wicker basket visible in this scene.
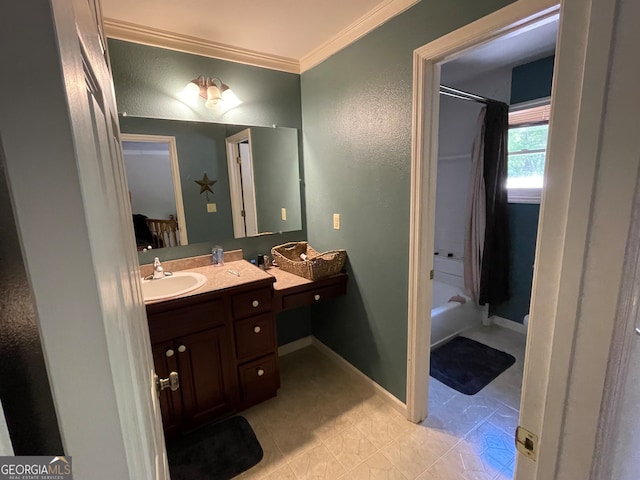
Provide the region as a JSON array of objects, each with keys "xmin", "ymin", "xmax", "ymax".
[{"xmin": 271, "ymin": 242, "xmax": 347, "ymax": 281}]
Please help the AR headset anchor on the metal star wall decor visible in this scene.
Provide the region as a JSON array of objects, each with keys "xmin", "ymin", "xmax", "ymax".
[{"xmin": 195, "ymin": 173, "xmax": 216, "ymax": 201}]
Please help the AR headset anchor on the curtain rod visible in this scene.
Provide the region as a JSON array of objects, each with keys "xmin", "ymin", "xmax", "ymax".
[{"xmin": 439, "ymin": 85, "xmax": 503, "ymax": 105}]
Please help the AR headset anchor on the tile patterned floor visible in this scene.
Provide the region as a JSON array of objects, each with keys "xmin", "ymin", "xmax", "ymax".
[{"xmin": 237, "ymin": 325, "xmax": 526, "ymax": 480}]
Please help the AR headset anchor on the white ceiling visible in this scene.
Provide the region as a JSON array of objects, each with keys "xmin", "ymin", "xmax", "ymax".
[
  {"xmin": 101, "ymin": 1, "xmax": 557, "ymax": 75},
  {"xmin": 101, "ymin": 0, "xmax": 395, "ymax": 62},
  {"xmin": 442, "ymin": 17, "xmax": 559, "ymax": 85}
]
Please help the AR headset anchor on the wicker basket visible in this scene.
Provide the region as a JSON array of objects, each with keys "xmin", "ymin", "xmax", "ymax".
[{"xmin": 271, "ymin": 242, "xmax": 347, "ymax": 281}]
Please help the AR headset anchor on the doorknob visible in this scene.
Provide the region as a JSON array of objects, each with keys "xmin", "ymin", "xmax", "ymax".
[{"xmin": 156, "ymin": 372, "xmax": 180, "ymax": 393}]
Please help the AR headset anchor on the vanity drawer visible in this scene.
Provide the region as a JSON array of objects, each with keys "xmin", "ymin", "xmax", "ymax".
[
  {"xmin": 234, "ymin": 313, "xmax": 276, "ymax": 362},
  {"xmin": 282, "ymin": 283, "xmax": 346, "ymax": 311},
  {"xmin": 238, "ymin": 354, "xmax": 278, "ymax": 407},
  {"xmin": 148, "ymin": 299, "xmax": 226, "ymax": 343},
  {"xmin": 231, "ymin": 287, "xmax": 272, "ymax": 319}
]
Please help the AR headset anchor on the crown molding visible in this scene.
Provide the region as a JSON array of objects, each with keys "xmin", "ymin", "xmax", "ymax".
[
  {"xmin": 103, "ymin": 18, "xmax": 301, "ymax": 74},
  {"xmin": 105, "ymin": 0, "xmax": 419, "ymax": 75},
  {"xmin": 299, "ymin": 0, "xmax": 420, "ymax": 72}
]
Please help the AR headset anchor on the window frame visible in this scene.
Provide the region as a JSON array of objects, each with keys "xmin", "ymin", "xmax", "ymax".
[{"xmin": 507, "ymin": 97, "xmax": 551, "ymax": 204}]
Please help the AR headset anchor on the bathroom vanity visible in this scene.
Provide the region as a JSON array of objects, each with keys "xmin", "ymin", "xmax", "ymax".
[{"xmin": 144, "ymin": 255, "xmax": 347, "ymax": 435}]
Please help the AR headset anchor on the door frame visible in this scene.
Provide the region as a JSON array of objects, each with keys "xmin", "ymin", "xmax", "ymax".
[
  {"xmin": 407, "ymin": 0, "xmax": 624, "ymax": 478},
  {"xmin": 226, "ymin": 129, "xmax": 259, "ymax": 238},
  {"xmin": 406, "ymin": 0, "xmax": 560, "ymax": 423},
  {"xmin": 121, "ymin": 133, "xmax": 189, "ymax": 246}
]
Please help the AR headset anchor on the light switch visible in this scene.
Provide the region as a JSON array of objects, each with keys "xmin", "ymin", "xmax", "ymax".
[
  {"xmin": 207, "ymin": 203, "xmax": 217, "ymax": 213},
  {"xmin": 333, "ymin": 213, "xmax": 340, "ymax": 230},
  {"xmin": 281, "ymin": 207, "xmax": 287, "ymax": 221}
]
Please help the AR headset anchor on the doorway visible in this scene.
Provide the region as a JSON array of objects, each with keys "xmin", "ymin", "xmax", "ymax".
[
  {"xmin": 121, "ymin": 134, "xmax": 188, "ymax": 248},
  {"xmin": 225, "ymin": 129, "xmax": 259, "ymax": 238},
  {"xmin": 406, "ymin": 2, "xmax": 560, "ymax": 424}
]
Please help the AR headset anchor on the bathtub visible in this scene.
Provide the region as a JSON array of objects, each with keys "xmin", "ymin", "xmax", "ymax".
[{"xmin": 431, "ymin": 256, "xmax": 482, "ymax": 348}]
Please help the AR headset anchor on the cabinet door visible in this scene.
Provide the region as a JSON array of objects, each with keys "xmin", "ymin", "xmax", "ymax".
[
  {"xmin": 152, "ymin": 340, "xmax": 183, "ymax": 436},
  {"xmin": 177, "ymin": 326, "xmax": 236, "ymax": 426}
]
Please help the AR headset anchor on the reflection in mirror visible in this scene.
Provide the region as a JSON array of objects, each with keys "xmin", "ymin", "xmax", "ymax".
[
  {"xmin": 226, "ymin": 127, "xmax": 301, "ymax": 239},
  {"xmin": 119, "ymin": 116, "xmax": 303, "ymax": 253},
  {"xmin": 122, "ymin": 135, "xmax": 188, "ymax": 250}
]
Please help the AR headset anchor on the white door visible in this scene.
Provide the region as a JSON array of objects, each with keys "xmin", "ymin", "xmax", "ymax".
[
  {"xmin": 226, "ymin": 129, "xmax": 259, "ymax": 237},
  {"xmin": 239, "ymin": 142, "xmax": 259, "ymax": 236},
  {"xmin": 0, "ymin": 0, "xmax": 167, "ymax": 478},
  {"xmin": 517, "ymin": 0, "xmax": 640, "ymax": 477}
]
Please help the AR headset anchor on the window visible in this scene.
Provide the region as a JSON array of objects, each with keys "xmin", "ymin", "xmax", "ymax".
[{"xmin": 507, "ymin": 100, "xmax": 551, "ymax": 203}]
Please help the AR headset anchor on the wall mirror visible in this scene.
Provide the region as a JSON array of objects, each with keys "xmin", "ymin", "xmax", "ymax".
[{"xmin": 120, "ymin": 116, "xmax": 302, "ymax": 252}]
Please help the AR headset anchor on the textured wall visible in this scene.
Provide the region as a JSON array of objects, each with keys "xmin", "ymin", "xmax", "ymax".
[
  {"xmin": 0, "ymin": 141, "xmax": 63, "ymax": 455},
  {"xmin": 109, "ymin": 40, "xmax": 302, "ymax": 128},
  {"xmin": 302, "ymin": 0, "xmax": 515, "ymax": 401}
]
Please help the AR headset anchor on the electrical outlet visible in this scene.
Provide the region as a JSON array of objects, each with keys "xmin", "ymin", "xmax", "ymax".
[
  {"xmin": 207, "ymin": 203, "xmax": 217, "ymax": 213},
  {"xmin": 333, "ymin": 213, "xmax": 340, "ymax": 230},
  {"xmin": 281, "ymin": 207, "xmax": 287, "ymax": 221}
]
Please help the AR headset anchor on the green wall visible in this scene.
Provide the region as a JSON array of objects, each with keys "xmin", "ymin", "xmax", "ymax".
[
  {"xmin": 493, "ymin": 55, "xmax": 554, "ymax": 323},
  {"xmin": 302, "ymin": 0, "xmax": 515, "ymax": 402},
  {"xmin": 250, "ymin": 127, "xmax": 302, "ymax": 233},
  {"xmin": 493, "ymin": 203, "xmax": 540, "ymax": 322},
  {"xmin": 510, "ymin": 56, "xmax": 555, "ymax": 104}
]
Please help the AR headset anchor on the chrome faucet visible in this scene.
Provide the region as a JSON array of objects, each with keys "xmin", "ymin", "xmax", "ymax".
[
  {"xmin": 152, "ymin": 257, "xmax": 165, "ymax": 279},
  {"xmin": 143, "ymin": 257, "xmax": 173, "ymax": 280}
]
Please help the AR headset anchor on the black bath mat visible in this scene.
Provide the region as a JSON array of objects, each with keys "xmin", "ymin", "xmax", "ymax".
[
  {"xmin": 430, "ymin": 336, "xmax": 516, "ymax": 395},
  {"xmin": 167, "ymin": 416, "xmax": 263, "ymax": 480}
]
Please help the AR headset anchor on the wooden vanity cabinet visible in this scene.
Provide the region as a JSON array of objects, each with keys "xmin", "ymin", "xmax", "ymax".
[
  {"xmin": 272, "ymin": 269, "xmax": 348, "ymax": 312},
  {"xmin": 146, "ymin": 277, "xmax": 278, "ymax": 435}
]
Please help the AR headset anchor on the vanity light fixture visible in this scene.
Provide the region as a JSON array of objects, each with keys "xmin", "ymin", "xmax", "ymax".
[{"xmin": 181, "ymin": 76, "xmax": 242, "ymax": 110}]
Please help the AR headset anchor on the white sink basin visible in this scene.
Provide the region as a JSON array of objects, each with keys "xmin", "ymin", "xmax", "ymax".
[{"xmin": 141, "ymin": 271, "xmax": 208, "ymax": 302}]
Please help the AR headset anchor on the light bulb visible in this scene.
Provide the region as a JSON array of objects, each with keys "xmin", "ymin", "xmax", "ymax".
[
  {"xmin": 179, "ymin": 81, "xmax": 201, "ymax": 106},
  {"xmin": 221, "ymin": 88, "xmax": 242, "ymax": 109}
]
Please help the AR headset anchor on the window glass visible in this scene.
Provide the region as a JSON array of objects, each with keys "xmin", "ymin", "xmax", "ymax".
[{"xmin": 507, "ymin": 124, "xmax": 548, "ymax": 189}]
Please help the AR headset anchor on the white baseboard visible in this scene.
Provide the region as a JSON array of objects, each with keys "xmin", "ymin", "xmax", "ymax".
[
  {"xmin": 491, "ymin": 315, "xmax": 528, "ymax": 335},
  {"xmin": 278, "ymin": 336, "xmax": 313, "ymax": 356},
  {"xmin": 311, "ymin": 337, "xmax": 407, "ymax": 416}
]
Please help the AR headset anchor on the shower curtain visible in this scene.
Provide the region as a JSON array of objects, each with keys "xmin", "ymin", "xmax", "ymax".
[
  {"xmin": 464, "ymin": 108, "xmax": 486, "ymax": 304},
  {"xmin": 465, "ymin": 101, "xmax": 511, "ymax": 306}
]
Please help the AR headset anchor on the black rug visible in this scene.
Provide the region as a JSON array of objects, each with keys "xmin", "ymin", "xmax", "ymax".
[
  {"xmin": 167, "ymin": 416, "xmax": 263, "ymax": 480},
  {"xmin": 430, "ymin": 336, "xmax": 516, "ymax": 395}
]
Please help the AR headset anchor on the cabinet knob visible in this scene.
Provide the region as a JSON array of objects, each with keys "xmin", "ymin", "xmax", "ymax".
[
  {"xmin": 178, "ymin": 345, "xmax": 187, "ymax": 353},
  {"xmin": 257, "ymin": 368, "xmax": 265, "ymax": 377},
  {"xmin": 165, "ymin": 349, "xmax": 175, "ymax": 357},
  {"xmin": 253, "ymin": 326, "xmax": 261, "ymax": 334},
  {"xmin": 252, "ymin": 300, "xmax": 260, "ymax": 308},
  {"xmin": 314, "ymin": 294, "xmax": 321, "ymax": 301}
]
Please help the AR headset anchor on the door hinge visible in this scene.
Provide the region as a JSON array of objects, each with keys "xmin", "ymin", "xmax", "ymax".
[
  {"xmin": 430, "ymin": 269, "xmax": 434, "ymax": 280},
  {"xmin": 236, "ymin": 156, "xmax": 242, "ymax": 164},
  {"xmin": 241, "ymin": 210, "xmax": 246, "ymax": 217},
  {"xmin": 515, "ymin": 426, "xmax": 538, "ymax": 461}
]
